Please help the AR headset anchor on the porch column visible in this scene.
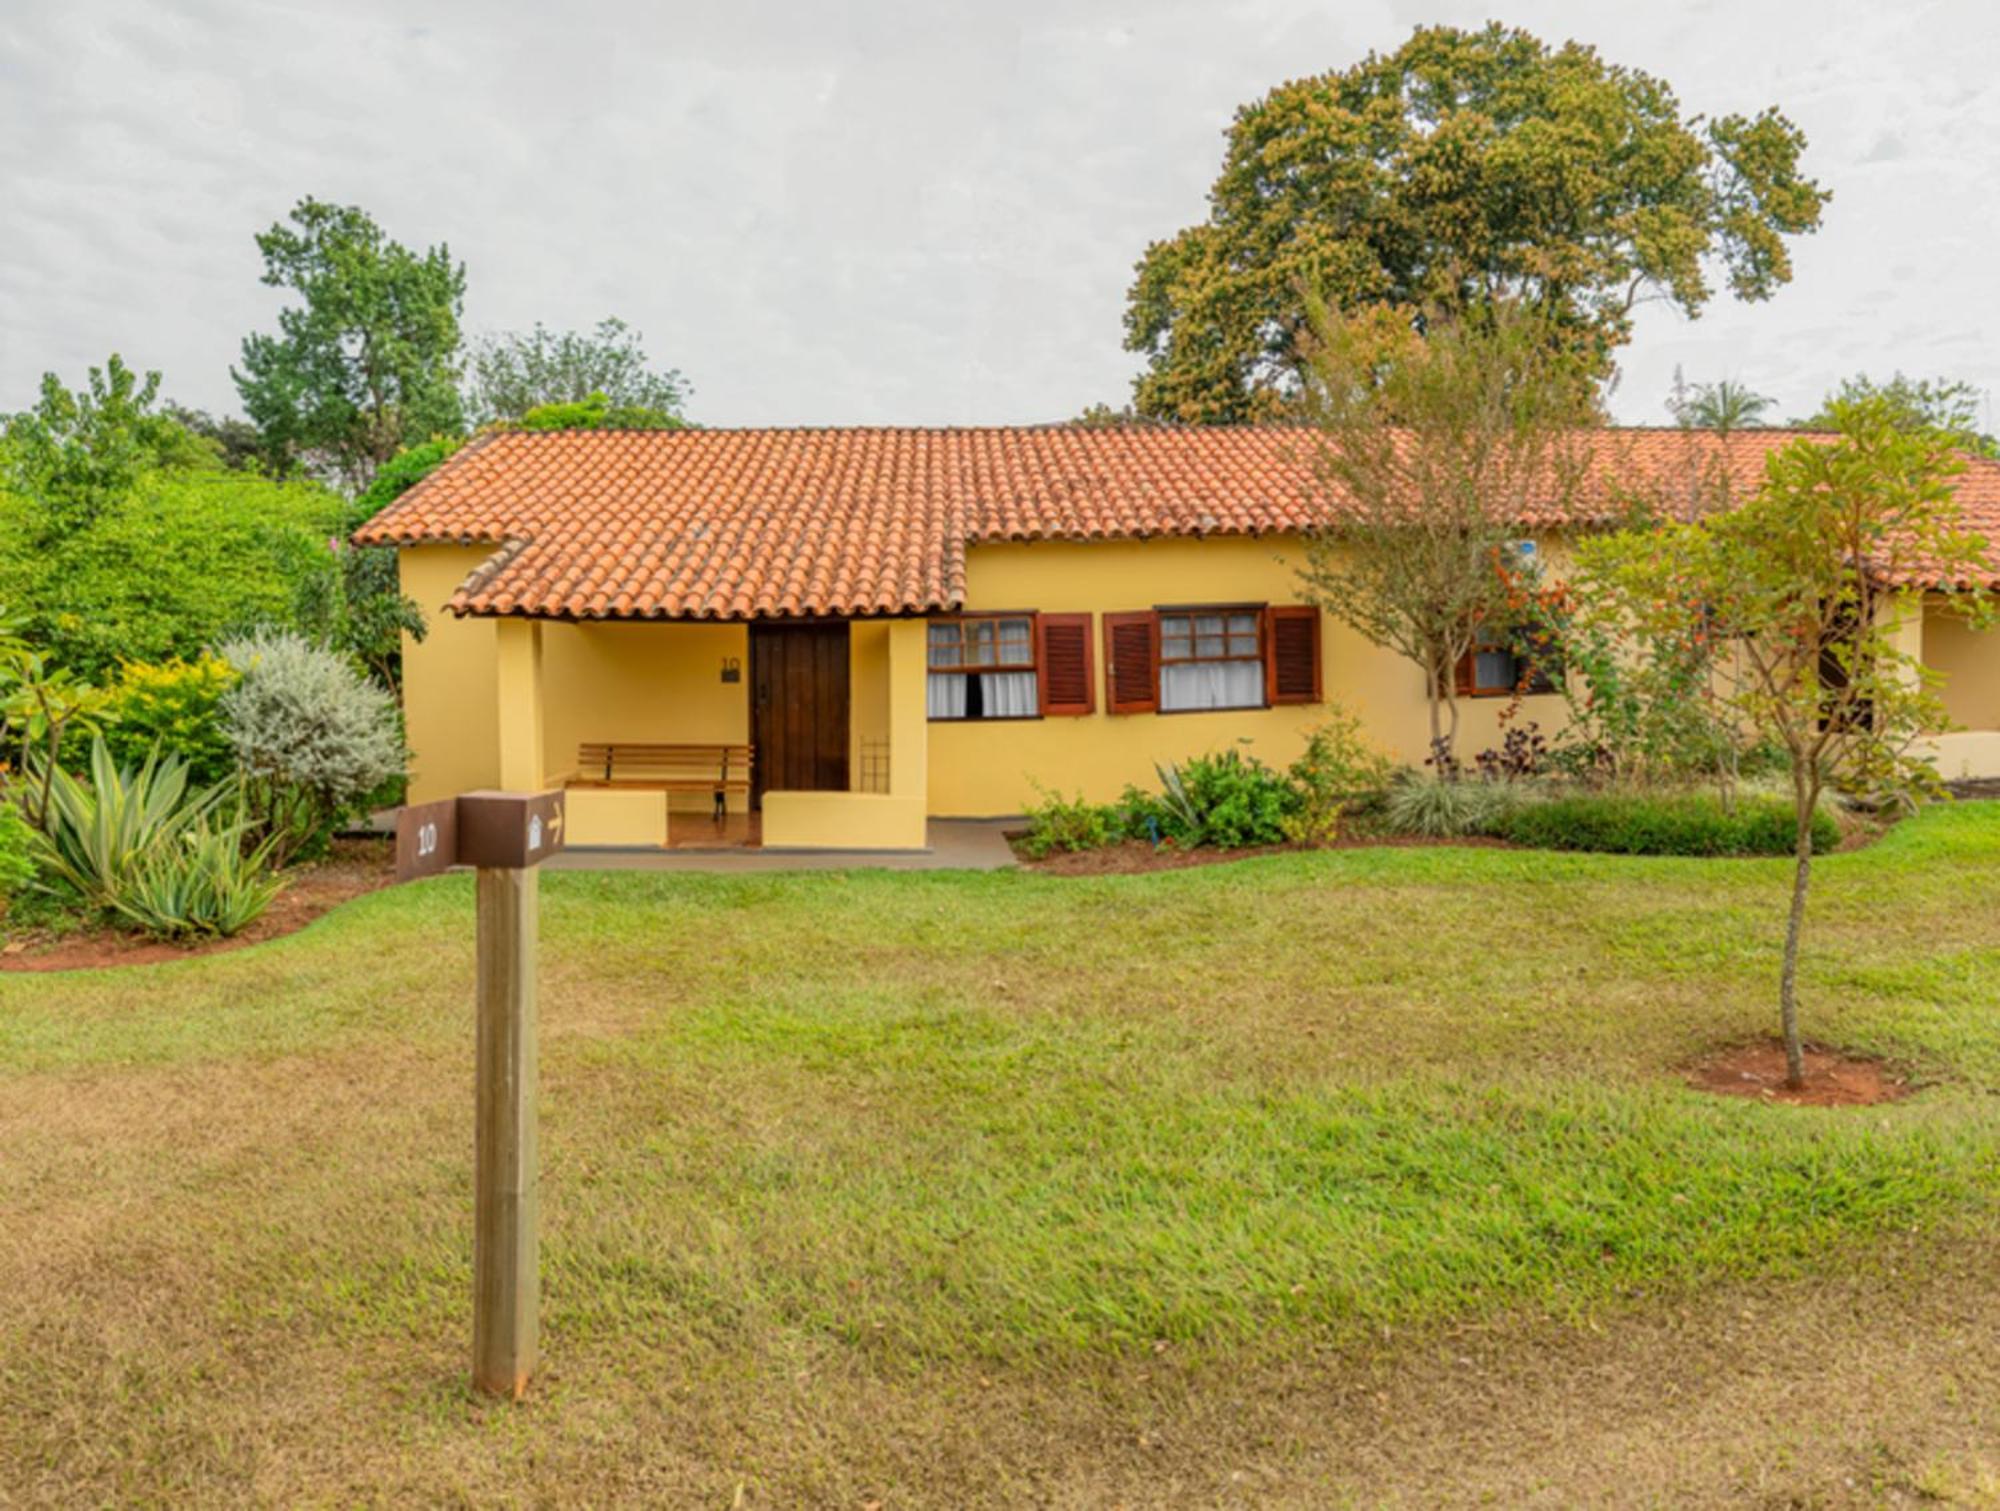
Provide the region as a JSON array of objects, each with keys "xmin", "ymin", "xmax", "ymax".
[
  {"xmin": 495, "ymin": 618, "xmax": 546, "ymax": 791},
  {"xmin": 885, "ymin": 619, "xmax": 928, "ymax": 804}
]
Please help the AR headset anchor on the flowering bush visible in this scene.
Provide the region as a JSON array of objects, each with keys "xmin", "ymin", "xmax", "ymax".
[{"xmin": 101, "ymin": 656, "xmax": 240, "ymax": 786}]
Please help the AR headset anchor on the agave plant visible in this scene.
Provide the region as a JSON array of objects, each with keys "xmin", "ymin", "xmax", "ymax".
[
  {"xmin": 110, "ymin": 806, "xmax": 284, "ymax": 939},
  {"xmin": 1152, "ymin": 760, "xmax": 1205, "ymax": 846},
  {"xmin": 30, "ymin": 738, "xmax": 222, "ymax": 909}
]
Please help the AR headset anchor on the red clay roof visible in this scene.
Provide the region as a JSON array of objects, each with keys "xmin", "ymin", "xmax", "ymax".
[{"xmin": 350, "ymin": 426, "xmax": 2000, "ymax": 620}]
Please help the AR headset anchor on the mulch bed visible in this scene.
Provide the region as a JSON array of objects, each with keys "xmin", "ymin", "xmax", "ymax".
[
  {"xmin": 1683, "ymin": 1038, "xmax": 1915, "ymax": 1108},
  {"xmin": 1009, "ymin": 833, "xmax": 1513, "ymax": 876},
  {"xmin": 0, "ymin": 837, "xmax": 396, "ymax": 973}
]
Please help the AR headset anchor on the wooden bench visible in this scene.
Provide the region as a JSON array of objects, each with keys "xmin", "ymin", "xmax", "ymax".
[{"xmin": 568, "ymin": 743, "xmax": 754, "ymax": 822}]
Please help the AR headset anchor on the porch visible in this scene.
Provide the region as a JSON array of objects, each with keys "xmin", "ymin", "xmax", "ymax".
[
  {"xmin": 1904, "ymin": 594, "xmax": 2000, "ymax": 782},
  {"xmin": 492, "ymin": 614, "xmax": 932, "ymax": 852}
]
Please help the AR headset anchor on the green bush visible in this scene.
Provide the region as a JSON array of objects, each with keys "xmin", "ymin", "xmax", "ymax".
[
  {"xmin": 1125, "ymin": 749, "xmax": 1297, "ymax": 849},
  {"xmin": 1018, "ymin": 786, "xmax": 1122, "ymax": 858},
  {"xmin": 220, "ymin": 631, "xmax": 406, "ymax": 865},
  {"xmin": 100, "ymin": 656, "xmax": 240, "ymax": 786},
  {"xmin": 1500, "ymin": 792, "xmax": 1840, "ymax": 857},
  {"xmin": 0, "ymin": 465, "xmax": 345, "ymax": 681},
  {"xmin": 1383, "ymin": 774, "xmax": 1527, "ymax": 838},
  {"xmin": 0, "ymin": 801, "xmax": 37, "ymax": 915},
  {"xmin": 1284, "ymin": 710, "xmax": 1393, "ymax": 844}
]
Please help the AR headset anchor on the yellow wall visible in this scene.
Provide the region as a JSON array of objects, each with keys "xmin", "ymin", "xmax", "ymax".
[
  {"xmin": 1924, "ymin": 597, "xmax": 2000, "ymax": 732},
  {"xmin": 399, "ymin": 544, "xmax": 503, "ymax": 803},
  {"xmin": 849, "ymin": 620, "xmax": 891, "ymax": 789},
  {"xmin": 926, "ymin": 535, "xmax": 1574, "ymax": 816}
]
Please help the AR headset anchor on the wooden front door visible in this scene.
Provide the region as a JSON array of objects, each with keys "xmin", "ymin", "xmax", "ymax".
[{"xmin": 749, "ymin": 622, "xmax": 850, "ymax": 807}]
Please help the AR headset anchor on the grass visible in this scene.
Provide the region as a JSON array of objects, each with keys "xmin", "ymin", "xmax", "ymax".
[{"xmin": 3, "ymin": 803, "xmax": 2000, "ymax": 1503}]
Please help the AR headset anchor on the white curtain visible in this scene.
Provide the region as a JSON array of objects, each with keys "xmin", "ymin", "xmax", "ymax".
[
  {"xmin": 926, "ymin": 671, "xmax": 1039, "ymax": 719},
  {"xmin": 1161, "ymin": 659, "xmax": 1263, "ymax": 712},
  {"xmin": 979, "ymin": 671, "xmax": 1038, "ymax": 718},
  {"xmin": 927, "ymin": 674, "xmax": 968, "ymax": 719}
]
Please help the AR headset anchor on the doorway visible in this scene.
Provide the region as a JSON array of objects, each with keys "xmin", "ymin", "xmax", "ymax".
[{"xmin": 749, "ymin": 621, "xmax": 851, "ymax": 807}]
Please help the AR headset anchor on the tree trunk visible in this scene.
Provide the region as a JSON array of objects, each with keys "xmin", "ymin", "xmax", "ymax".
[{"xmin": 1778, "ymin": 778, "xmax": 1817, "ymax": 1090}]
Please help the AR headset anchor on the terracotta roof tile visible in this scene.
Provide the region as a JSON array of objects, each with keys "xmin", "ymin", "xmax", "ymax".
[{"xmin": 349, "ymin": 426, "xmax": 2000, "ymax": 619}]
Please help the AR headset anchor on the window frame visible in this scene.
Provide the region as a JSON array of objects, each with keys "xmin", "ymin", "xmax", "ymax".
[
  {"xmin": 1455, "ymin": 625, "xmax": 1563, "ymax": 700},
  {"xmin": 926, "ymin": 611, "xmax": 1044, "ymax": 723},
  {"xmin": 1155, "ymin": 602, "xmax": 1269, "ymax": 714}
]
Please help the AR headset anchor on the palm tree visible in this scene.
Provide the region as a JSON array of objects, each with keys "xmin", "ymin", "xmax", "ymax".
[{"xmin": 1668, "ymin": 372, "xmax": 1776, "ymax": 434}]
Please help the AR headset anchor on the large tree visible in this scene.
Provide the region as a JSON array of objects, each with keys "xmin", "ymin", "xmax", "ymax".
[
  {"xmin": 234, "ymin": 198, "xmax": 467, "ymax": 490},
  {"xmin": 1297, "ymin": 300, "xmax": 1594, "ymax": 761},
  {"xmin": 1126, "ymin": 23, "xmax": 1829, "ymax": 423},
  {"xmin": 467, "ymin": 318, "xmax": 688, "ymax": 426},
  {"xmin": 1576, "ymin": 402, "xmax": 1992, "ymax": 1087}
]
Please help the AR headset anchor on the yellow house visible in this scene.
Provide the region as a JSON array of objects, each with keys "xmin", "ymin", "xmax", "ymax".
[{"xmin": 354, "ymin": 425, "xmax": 2000, "ymax": 852}]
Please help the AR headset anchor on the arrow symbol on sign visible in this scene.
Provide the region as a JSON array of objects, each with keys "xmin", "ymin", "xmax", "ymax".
[{"xmin": 548, "ymin": 808, "xmax": 563, "ymax": 842}]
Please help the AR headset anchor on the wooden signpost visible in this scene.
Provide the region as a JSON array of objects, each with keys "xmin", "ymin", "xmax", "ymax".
[{"xmin": 395, "ymin": 788, "xmax": 566, "ymax": 1399}]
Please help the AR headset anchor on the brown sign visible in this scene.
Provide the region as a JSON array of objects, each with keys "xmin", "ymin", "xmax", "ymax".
[
  {"xmin": 395, "ymin": 797, "xmax": 459, "ymax": 882},
  {"xmin": 393, "ymin": 790, "xmax": 566, "ymax": 880},
  {"xmin": 456, "ymin": 790, "xmax": 567, "ymax": 870}
]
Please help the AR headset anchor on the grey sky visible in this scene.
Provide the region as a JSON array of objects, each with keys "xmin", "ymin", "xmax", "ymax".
[{"xmin": 3, "ymin": 0, "xmax": 1996, "ymax": 431}]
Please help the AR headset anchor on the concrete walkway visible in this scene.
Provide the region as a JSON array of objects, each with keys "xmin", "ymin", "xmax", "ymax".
[{"xmin": 543, "ymin": 819, "xmax": 1019, "ymax": 873}]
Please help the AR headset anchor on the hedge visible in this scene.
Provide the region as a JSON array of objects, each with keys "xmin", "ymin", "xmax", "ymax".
[{"xmin": 1500, "ymin": 792, "xmax": 1840, "ymax": 857}]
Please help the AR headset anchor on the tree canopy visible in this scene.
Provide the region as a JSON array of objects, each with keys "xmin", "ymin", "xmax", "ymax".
[
  {"xmin": 1125, "ymin": 23, "xmax": 1829, "ymax": 423},
  {"xmin": 1798, "ymin": 373, "xmax": 1997, "ymax": 457},
  {"xmin": 3, "ymin": 356, "xmax": 213, "ymax": 535},
  {"xmin": 467, "ymin": 318, "xmax": 688, "ymax": 426},
  {"xmin": 1297, "ymin": 301, "xmax": 1593, "ymax": 758},
  {"xmin": 234, "ymin": 197, "xmax": 467, "ymax": 490}
]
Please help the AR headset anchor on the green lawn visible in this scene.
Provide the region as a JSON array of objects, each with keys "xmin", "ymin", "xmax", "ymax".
[{"xmin": 4, "ymin": 806, "xmax": 1999, "ymax": 1504}]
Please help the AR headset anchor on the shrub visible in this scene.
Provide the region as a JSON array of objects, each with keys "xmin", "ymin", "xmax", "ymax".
[
  {"xmin": 0, "ymin": 801, "xmax": 36, "ymax": 916},
  {"xmin": 0, "ymin": 465, "xmax": 345, "ymax": 681},
  {"xmin": 101, "ymin": 656, "xmax": 240, "ymax": 786},
  {"xmin": 1018, "ymin": 786, "xmax": 1122, "ymax": 858},
  {"xmin": 1128, "ymin": 748, "xmax": 1297, "ymax": 849},
  {"xmin": 220, "ymin": 631, "xmax": 406, "ymax": 865},
  {"xmin": 1382, "ymin": 773, "xmax": 1526, "ymax": 838},
  {"xmin": 1284, "ymin": 710, "xmax": 1393, "ymax": 844},
  {"xmin": 1500, "ymin": 792, "xmax": 1840, "ymax": 857}
]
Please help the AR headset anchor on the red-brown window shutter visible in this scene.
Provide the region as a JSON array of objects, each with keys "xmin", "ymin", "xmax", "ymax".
[
  {"xmin": 1103, "ymin": 611, "xmax": 1160, "ymax": 714},
  {"xmin": 1451, "ymin": 650, "xmax": 1475, "ymax": 698},
  {"xmin": 1037, "ymin": 612, "xmax": 1094, "ymax": 716},
  {"xmin": 1264, "ymin": 605, "xmax": 1321, "ymax": 705}
]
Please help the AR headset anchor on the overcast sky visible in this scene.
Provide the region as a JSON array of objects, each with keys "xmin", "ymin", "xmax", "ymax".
[{"xmin": 4, "ymin": 0, "xmax": 1996, "ymax": 432}]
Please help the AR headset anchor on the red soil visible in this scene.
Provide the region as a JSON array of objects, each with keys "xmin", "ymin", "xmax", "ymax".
[
  {"xmin": 0, "ymin": 838, "xmax": 394, "ymax": 973},
  {"xmin": 1684, "ymin": 1039, "xmax": 1915, "ymax": 1107}
]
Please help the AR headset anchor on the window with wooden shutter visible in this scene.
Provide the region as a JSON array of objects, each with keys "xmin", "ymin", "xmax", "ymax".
[
  {"xmin": 1036, "ymin": 613, "xmax": 1094, "ymax": 716},
  {"xmin": 1264, "ymin": 605, "xmax": 1321, "ymax": 705},
  {"xmin": 1102, "ymin": 611, "xmax": 1160, "ymax": 714}
]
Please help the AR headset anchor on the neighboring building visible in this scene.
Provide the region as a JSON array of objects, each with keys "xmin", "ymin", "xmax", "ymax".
[{"xmin": 354, "ymin": 426, "xmax": 2000, "ymax": 851}]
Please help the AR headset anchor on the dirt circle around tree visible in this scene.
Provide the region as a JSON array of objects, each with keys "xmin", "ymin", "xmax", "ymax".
[{"xmin": 1682, "ymin": 1038, "xmax": 1916, "ymax": 1108}]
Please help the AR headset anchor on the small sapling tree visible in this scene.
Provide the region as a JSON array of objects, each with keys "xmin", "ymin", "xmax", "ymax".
[{"xmin": 1576, "ymin": 400, "xmax": 1994, "ymax": 1086}]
